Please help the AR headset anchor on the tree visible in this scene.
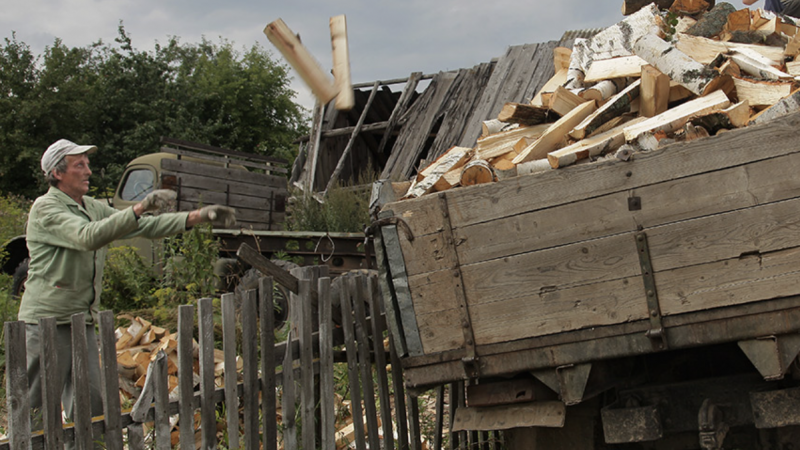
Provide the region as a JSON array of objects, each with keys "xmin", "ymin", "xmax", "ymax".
[{"xmin": 0, "ymin": 26, "xmax": 308, "ymax": 199}]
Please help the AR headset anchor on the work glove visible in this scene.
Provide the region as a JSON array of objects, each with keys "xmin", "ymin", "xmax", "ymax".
[
  {"xmin": 199, "ymin": 205, "xmax": 237, "ymax": 228},
  {"xmin": 139, "ymin": 189, "xmax": 177, "ymax": 212}
]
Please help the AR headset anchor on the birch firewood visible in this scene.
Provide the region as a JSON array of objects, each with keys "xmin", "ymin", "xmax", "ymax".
[
  {"xmin": 475, "ymin": 123, "xmax": 551, "ymax": 160},
  {"xmin": 548, "ymin": 87, "xmax": 589, "ymax": 117},
  {"xmin": 786, "ymin": 33, "xmax": 800, "ymax": 57},
  {"xmin": 730, "ymin": 50, "xmax": 794, "ymax": 81},
  {"xmin": 406, "ymin": 147, "xmax": 472, "ymax": 197},
  {"xmin": 633, "ymin": 33, "xmax": 730, "ymax": 96},
  {"xmin": 689, "ymin": 100, "xmax": 751, "ymax": 133},
  {"xmin": 513, "ymin": 100, "xmax": 597, "ymax": 164},
  {"xmin": 623, "ymin": 89, "xmax": 730, "ymax": 142},
  {"xmin": 549, "ymin": 117, "xmax": 645, "ymax": 169},
  {"xmin": 640, "ymin": 65, "xmax": 670, "ymax": 118},
  {"xmin": 748, "ymin": 89, "xmax": 800, "ymax": 125},
  {"xmin": 580, "ymin": 78, "xmax": 627, "ymax": 104},
  {"xmin": 685, "ymin": 2, "xmax": 737, "ymax": 38},
  {"xmin": 497, "ymin": 102, "xmax": 551, "ymax": 125},
  {"xmin": 675, "ymin": 33, "xmax": 785, "ymax": 65},
  {"xmin": 264, "ymin": 19, "xmax": 338, "ymax": 104},
  {"xmin": 330, "ymin": 15, "xmax": 354, "ymax": 111},
  {"xmin": 554, "ymin": 47, "xmax": 572, "ymax": 71},
  {"xmin": 481, "ymin": 119, "xmax": 514, "ymax": 137},
  {"xmin": 460, "ymin": 160, "xmax": 495, "ymax": 186},
  {"xmin": 570, "ymin": 79, "xmax": 640, "ymax": 140},
  {"xmin": 786, "ymin": 61, "xmax": 800, "ymax": 77},
  {"xmin": 670, "ymin": 0, "xmax": 711, "ymax": 15},
  {"xmin": 732, "ymin": 77, "xmax": 794, "ymax": 107},
  {"xmin": 584, "ymin": 56, "xmax": 650, "ymax": 83},
  {"xmin": 725, "ymin": 8, "xmax": 751, "ymax": 32},
  {"xmin": 531, "ymin": 68, "xmax": 568, "ymax": 107}
]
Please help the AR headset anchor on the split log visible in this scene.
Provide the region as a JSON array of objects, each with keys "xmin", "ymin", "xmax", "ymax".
[
  {"xmin": 685, "ymin": 2, "xmax": 737, "ymax": 38},
  {"xmin": 516, "ymin": 159, "xmax": 552, "ymax": 176},
  {"xmin": 623, "ymin": 89, "xmax": 730, "ymax": 141},
  {"xmin": 548, "ymin": 87, "xmax": 589, "ymax": 117},
  {"xmin": 481, "ymin": 119, "xmax": 516, "ymax": 137},
  {"xmin": 717, "ymin": 58, "xmax": 742, "ymax": 77},
  {"xmin": 751, "ymin": 9, "xmax": 771, "ymax": 29},
  {"xmin": 781, "ymin": 21, "xmax": 798, "ymax": 36},
  {"xmin": 549, "ymin": 117, "xmax": 646, "ymax": 168},
  {"xmin": 640, "ymin": 65, "xmax": 671, "ymax": 118},
  {"xmin": 730, "ymin": 52, "xmax": 793, "ymax": 81},
  {"xmin": 675, "ymin": 16, "xmax": 699, "ymax": 35},
  {"xmin": 587, "ymin": 115, "xmax": 628, "ymax": 138},
  {"xmin": 580, "ymin": 78, "xmax": 627, "ymax": 104},
  {"xmin": 497, "ymin": 102, "xmax": 551, "ymax": 125},
  {"xmin": 584, "ymin": 55, "xmax": 649, "ymax": 83},
  {"xmin": 732, "ymin": 76, "xmax": 794, "ymax": 107},
  {"xmin": 731, "ymin": 46, "xmax": 790, "ymax": 73},
  {"xmin": 689, "ymin": 100, "xmax": 751, "ymax": 133},
  {"xmin": 531, "ymin": 68, "xmax": 568, "ymax": 107},
  {"xmin": 406, "ymin": 147, "xmax": 472, "ymax": 198},
  {"xmin": 330, "ymin": 15, "xmax": 354, "ymax": 111},
  {"xmin": 460, "ymin": 160, "xmax": 495, "ymax": 186},
  {"xmin": 725, "ymin": 8, "xmax": 751, "ymax": 32},
  {"xmin": 785, "ymin": 33, "xmax": 800, "ymax": 57},
  {"xmin": 621, "ymin": 0, "xmax": 674, "ymax": 15},
  {"xmin": 264, "ymin": 19, "xmax": 338, "ymax": 104},
  {"xmin": 633, "ymin": 33, "xmax": 730, "ymax": 96},
  {"xmin": 553, "ymin": 47, "xmax": 572, "ymax": 72},
  {"xmin": 474, "ymin": 123, "xmax": 551, "ymax": 160},
  {"xmin": 749, "ymin": 89, "xmax": 800, "ymax": 125},
  {"xmin": 116, "ymin": 331, "xmax": 134, "ymax": 351},
  {"xmin": 513, "ymin": 100, "xmax": 597, "ymax": 164},
  {"xmin": 721, "ymin": 30, "xmax": 787, "ymax": 46},
  {"xmin": 786, "ymin": 61, "xmax": 800, "ymax": 77},
  {"xmin": 675, "ymin": 33, "xmax": 785, "ymax": 65},
  {"xmin": 570, "ymin": 79, "xmax": 640, "ymax": 140},
  {"xmin": 670, "ymin": 0, "xmax": 712, "ymax": 15}
]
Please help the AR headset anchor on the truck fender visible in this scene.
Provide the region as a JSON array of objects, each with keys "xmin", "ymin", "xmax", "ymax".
[{"xmin": 2, "ymin": 235, "xmax": 28, "ymax": 276}]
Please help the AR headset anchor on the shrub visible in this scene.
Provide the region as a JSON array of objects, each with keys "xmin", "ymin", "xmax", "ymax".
[
  {"xmin": 286, "ymin": 168, "xmax": 376, "ymax": 233},
  {"xmin": 153, "ymin": 223, "xmax": 220, "ymax": 308},
  {"xmin": 101, "ymin": 245, "xmax": 156, "ymax": 312}
]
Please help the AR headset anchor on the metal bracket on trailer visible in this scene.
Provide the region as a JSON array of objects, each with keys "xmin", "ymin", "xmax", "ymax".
[{"xmin": 635, "ymin": 232, "xmax": 668, "ymax": 351}]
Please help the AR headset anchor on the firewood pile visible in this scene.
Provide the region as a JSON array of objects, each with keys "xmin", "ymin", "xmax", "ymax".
[{"xmin": 403, "ymin": 1, "xmax": 800, "ymax": 199}]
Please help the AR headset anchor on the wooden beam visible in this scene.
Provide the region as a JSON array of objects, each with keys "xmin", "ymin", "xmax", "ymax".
[
  {"xmin": 570, "ymin": 79, "xmax": 640, "ymax": 140},
  {"xmin": 623, "ymin": 89, "xmax": 730, "ymax": 142},
  {"xmin": 640, "ymin": 65, "xmax": 670, "ymax": 118},
  {"xmin": 330, "ymin": 15, "xmax": 354, "ymax": 111},
  {"xmin": 513, "ymin": 100, "xmax": 597, "ymax": 164},
  {"xmin": 264, "ymin": 19, "xmax": 338, "ymax": 104},
  {"xmin": 633, "ymin": 33, "xmax": 730, "ymax": 96},
  {"xmin": 584, "ymin": 55, "xmax": 649, "ymax": 83},
  {"xmin": 549, "ymin": 117, "xmax": 645, "ymax": 169}
]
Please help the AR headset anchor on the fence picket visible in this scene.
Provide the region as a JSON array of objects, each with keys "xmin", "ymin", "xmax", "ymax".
[
  {"xmin": 70, "ymin": 314, "xmax": 93, "ymax": 450},
  {"xmin": 407, "ymin": 393, "xmax": 422, "ymax": 450},
  {"xmin": 433, "ymin": 385, "xmax": 445, "ymax": 450},
  {"xmin": 38, "ymin": 317, "xmax": 64, "ymax": 450},
  {"xmin": 282, "ymin": 325, "xmax": 298, "ymax": 450},
  {"xmin": 259, "ymin": 277, "xmax": 278, "ymax": 450},
  {"xmin": 368, "ymin": 275, "xmax": 395, "ymax": 450},
  {"xmin": 352, "ymin": 275, "xmax": 381, "ymax": 450},
  {"xmin": 198, "ymin": 297, "xmax": 217, "ymax": 449},
  {"xmin": 389, "ymin": 334, "xmax": 410, "ymax": 450},
  {"xmin": 222, "ymin": 293, "xmax": 240, "ymax": 449},
  {"xmin": 341, "ymin": 276, "xmax": 367, "ymax": 450},
  {"xmin": 242, "ymin": 289, "xmax": 260, "ymax": 450},
  {"xmin": 126, "ymin": 423, "xmax": 145, "ymax": 450},
  {"xmin": 5, "ymin": 321, "xmax": 31, "ymax": 450},
  {"xmin": 153, "ymin": 351, "xmax": 171, "ymax": 449},
  {"xmin": 177, "ymin": 305, "xmax": 196, "ymax": 450},
  {"xmin": 98, "ymin": 311, "xmax": 123, "ymax": 450},
  {"xmin": 298, "ymin": 278, "xmax": 316, "ymax": 450},
  {"xmin": 318, "ymin": 277, "xmax": 335, "ymax": 450}
]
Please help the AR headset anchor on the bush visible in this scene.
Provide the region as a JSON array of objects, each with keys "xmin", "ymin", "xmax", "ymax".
[
  {"xmin": 101, "ymin": 246, "xmax": 156, "ymax": 312},
  {"xmin": 153, "ymin": 223, "xmax": 220, "ymax": 309},
  {"xmin": 286, "ymin": 169, "xmax": 375, "ymax": 233}
]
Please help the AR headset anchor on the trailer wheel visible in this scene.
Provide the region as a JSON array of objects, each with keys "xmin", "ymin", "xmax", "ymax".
[
  {"xmin": 235, "ymin": 263, "xmax": 295, "ymax": 331},
  {"xmin": 11, "ymin": 258, "xmax": 29, "ymax": 299}
]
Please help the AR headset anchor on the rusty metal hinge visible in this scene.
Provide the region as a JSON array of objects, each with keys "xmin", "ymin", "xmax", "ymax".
[{"xmin": 635, "ymin": 232, "xmax": 668, "ymax": 351}]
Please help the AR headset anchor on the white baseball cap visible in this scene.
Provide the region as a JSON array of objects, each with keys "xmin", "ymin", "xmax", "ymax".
[{"xmin": 41, "ymin": 139, "xmax": 97, "ymax": 175}]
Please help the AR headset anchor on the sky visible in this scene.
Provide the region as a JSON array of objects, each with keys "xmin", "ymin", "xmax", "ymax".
[{"xmin": 1, "ymin": 0, "xmax": 628, "ymax": 112}]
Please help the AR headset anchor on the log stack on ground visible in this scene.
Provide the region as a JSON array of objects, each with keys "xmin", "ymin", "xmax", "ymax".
[{"xmin": 401, "ymin": 2, "xmax": 800, "ymax": 199}]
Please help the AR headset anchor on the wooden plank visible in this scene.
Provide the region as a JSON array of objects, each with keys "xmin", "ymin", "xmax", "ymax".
[
  {"xmin": 198, "ymin": 298, "xmax": 217, "ymax": 449},
  {"xmin": 377, "ymin": 72, "xmax": 423, "ymax": 156},
  {"xmin": 177, "ymin": 305, "xmax": 196, "ymax": 450},
  {"xmin": 176, "ymin": 185, "xmax": 284, "ymax": 212},
  {"xmin": 368, "ymin": 276, "xmax": 395, "ymax": 450},
  {"xmin": 161, "ymin": 157, "xmax": 285, "ymax": 189},
  {"xmin": 382, "ymin": 225, "xmax": 424, "ymax": 356},
  {"xmin": 452, "ymin": 402, "xmax": 566, "ymax": 431},
  {"xmin": 330, "ymin": 15, "xmax": 354, "ymax": 110},
  {"xmin": 623, "ymin": 89, "xmax": 730, "ymax": 141},
  {"xmin": 388, "ymin": 335, "xmax": 409, "ymax": 450},
  {"xmin": 432, "ymin": 385, "xmax": 445, "ymax": 450},
  {"xmin": 351, "ymin": 276, "xmax": 381, "ymax": 450},
  {"xmin": 298, "ymin": 278, "xmax": 316, "ymax": 450},
  {"xmin": 161, "ymin": 136, "xmax": 287, "ymax": 165},
  {"xmin": 569, "ymin": 79, "xmax": 640, "ymax": 140},
  {"xmin": 282, "ymin": 325, "xmax": 298, "ymax": 450},
  {"xmin": 584, "ymin": 55, "xmax": 649, "ymax": 83},
  {"xmin": 153, "ymin": 351, "xmax": 170, "ymax": 449},
  {"xmin": 241, "ymin": 290, "xmax": 260, "ymax": 450},
  {"xmin": 70, "ymin": 315, "xmax": 94, "ymax": 450},
  {"xmin": 340, "ymin": 278, "xmax": 367, "ymax": 450},
  {"xmin": 38, "ymin": 317, "xmax": 64, "ymax": 450},
  {"xmin": 407, "ymin": 393, "xmax": 423, "ymax": 450},
  {"xmin": 373, "ymin": 226, "xmax": 407, "ymax": 355},
  {"xmin": 127, "ymin": 424, "xmax": 145, "ymax": 450},
  {"xmin": 640, "ymin": 65, "xmax": 670, "ymax": 118},
  {"xmin": 160, "ymin": 146, "xmax": 287, "ymax": 173},
  {"xmin": 326, "ymin": 80, "xmax": 380, "ymax": 193},
  {"xmin": 222, "ymin": 293, "xmax": 240, "ymax": 449},
  {"xmin": 513, "ymin": 100, "xmax": 597, "ymax": 163},
  {"xmin": 264, "ymin": 19, "xmax": 337, "ymax": 103},
  {"xmin": 550, "ymin": 117, "xmax": 645, "ymax": 168},
  {"xmin": 732, "ymin": 76, "xmax": 794, "ymax": 107},
  {"xmin": 318, "ymin": 277, "xmax": 336, "ymax": 450},
  {"xmin": 5, "ymin": 321, "xmax": 31, "ymax": 450},
  {"xmin": 259, "ymin": 277, "xmax": 278, "ymax": 450},
  {"xmin": 98, "ymin": 311, "xmax": 124, "ymax": 450}
]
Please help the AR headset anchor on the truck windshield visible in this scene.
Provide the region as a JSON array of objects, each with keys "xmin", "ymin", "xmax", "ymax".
[{"xmin": 120, "ymin": 169, "xmax": 155, "ymax": 201}]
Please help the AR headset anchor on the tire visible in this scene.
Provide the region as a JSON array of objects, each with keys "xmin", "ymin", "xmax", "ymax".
[
  {"xmin": 11, "ymin": 258, "xmax": 29, "ymax": 299},
  {"xmin": 235, "ymin": 260, "xmax": 298, "ymax": 330}
]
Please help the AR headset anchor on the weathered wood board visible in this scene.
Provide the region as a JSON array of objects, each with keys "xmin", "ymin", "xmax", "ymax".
[{"xmin": 378, "ymin": 111, "xmax": 800, "ymax": 363}]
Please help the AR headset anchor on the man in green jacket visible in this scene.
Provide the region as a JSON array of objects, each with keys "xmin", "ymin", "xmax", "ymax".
[{"xmin": 20, "ymin": 139, "xmax": 236, "ymax": 442}]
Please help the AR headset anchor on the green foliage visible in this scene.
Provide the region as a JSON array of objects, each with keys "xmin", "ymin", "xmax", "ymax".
[
  {"xmin": 153, "ymin": 223, "xmax": 220, "ymax": 308},
  {"xmin": 286, "ymin": 169, "xmax": 376, "ymax": 233},
  {"xmin": 0, "ymin": 192, "xmax": 30, "ymax": 243},
  {"xmin": 101, "ymin": 245, "xmax": 155, "ymax": 311},
  {"xmin": 665, "ymin": 11, "xmax": 680, "ymax": 41},
  {"xmin": 0, "ymin": 27, "xmax": 308, "ymax": 200}
]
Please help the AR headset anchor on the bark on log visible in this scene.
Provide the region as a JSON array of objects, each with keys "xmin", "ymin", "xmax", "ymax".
[
  {"xmin": 460, "ymin": 160, "xmax": 495, "ymax": 186},
  {"xmin": 748, "ymin": 89, "xmax": 800, "ymax": 125},
  {"xmin": 570, "ymin": 79, "xmax": 640, "ymax": 140},
  {"xmin": 670, "ymin": 0, "xmax": 713, "ymax": 15},
  {"xmin": 584, "ymin": 56, "xmax": 649, "ymax": 83},
  {"xmin": 633, "ymin": 33, "xmax": 729, "ymax": 96},
  {"xmin": 580, "ymin": 79, "xmax": 627, "ymax": 104},
  {"xmin": 407, "ymin": 147, "xmax": 473, "ymax": 197},
  {"xmin": 549, "ymin": 116, "xmax": 645, "ymax": 168},
  {"xmin": 497, "ymin": 102, "xmax": 551, "ymax": 125},
  {"xmin": 685, "ymin": 2, "xmax": 736, "ymax": 38},
  {"xmin": 730, "ymin": 50, "xmax": 793, "ymax": 81}
]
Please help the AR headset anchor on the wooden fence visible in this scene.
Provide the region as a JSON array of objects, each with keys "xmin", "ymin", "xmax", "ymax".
[{"xmin": 3, "ymin": 268, "xmax": 505, "ymax": 450}]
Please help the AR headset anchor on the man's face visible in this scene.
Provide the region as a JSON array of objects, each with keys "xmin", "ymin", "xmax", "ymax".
[{"xmin": 54, "ymin": 154, "xmax": 92, "ymax": 200}]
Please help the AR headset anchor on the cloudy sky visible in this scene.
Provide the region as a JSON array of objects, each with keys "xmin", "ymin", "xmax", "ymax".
[{"xmin": 2, "ymin": 0, "xmax": 629, "ymax": 111}]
